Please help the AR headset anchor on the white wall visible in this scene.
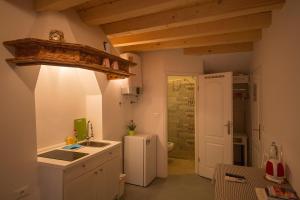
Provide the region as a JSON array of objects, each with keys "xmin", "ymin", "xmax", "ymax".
[
  {"xmin": 0, "ymin": 1, "xmax": 130, "ymax": 199},
  {"xmin": 133, "ymin": 50, "xmax": 203, "ymax": 177},
  {"xmin": 35, "ymin": 66, "xmax": 102, "ymax": 148},
  {"xmin": 0, "ymin": 1, "xmax": 39, "ymax": 199},
  {"xmin": 203, "ymin": 52, "xmax": 252, "ymax": 73},
  {"xmin": 252, "ymin": 0, "xmax": 300, "ymax": 194},
  {"xmin": 97, "ymin": 77, "xmax": 134, "ymax": 140},
  {"xmin": 86, "ymin": 95, "xmax": 103, "ymax": 140}
]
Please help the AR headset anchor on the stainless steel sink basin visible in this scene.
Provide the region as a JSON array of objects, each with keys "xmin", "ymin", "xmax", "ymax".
[
  {"xmin": 80, "ymin": 141, "xmax": 110, "ymax": 147},
  {"xmin": 38, "ymin": 150, "xmax": 88, "ymax": 161}
]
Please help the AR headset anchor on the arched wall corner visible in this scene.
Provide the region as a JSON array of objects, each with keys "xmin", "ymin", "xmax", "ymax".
[
  {"xmin": 14, "ymin": 65, "xmax": 41, "ymax": 92},
  {"xmin": 21, "ymin": 10, "xmax": 124, "ymax": 149},
  {"xmin": 35, "ymin": 65, "xmax": 103, "ymax": 149}
]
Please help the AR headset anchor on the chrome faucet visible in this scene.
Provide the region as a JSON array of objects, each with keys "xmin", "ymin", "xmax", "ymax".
[
  {"xmin": 86, "ymin": 120, "xmax": 94, "ymax": 143},
  {"xmin": 90, "ymin": 123, "xmax": 94, "ymax": 138}
]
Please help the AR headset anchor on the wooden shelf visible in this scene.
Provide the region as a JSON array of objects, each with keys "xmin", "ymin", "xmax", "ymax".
[{"xmin": 3, "ymin": 38, "xmax": 136, "ymax": 80}]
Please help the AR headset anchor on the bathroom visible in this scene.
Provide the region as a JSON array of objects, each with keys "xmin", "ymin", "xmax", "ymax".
[{"xmin": 167, "ymin": 76, "xmax": 196, "ymax": 175}]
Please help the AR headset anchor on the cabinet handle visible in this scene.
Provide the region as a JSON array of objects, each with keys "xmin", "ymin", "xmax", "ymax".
[
  {"xmin": 99, "ymin": 168, "xmax": 103, "ymax": 172},
  {"xmin": 82, "ymin": 164, "xmax": 86, "ymax": 168},
  {"xmin": 94, "ymin": 171, "xmax": 98, "ymax": 175}
]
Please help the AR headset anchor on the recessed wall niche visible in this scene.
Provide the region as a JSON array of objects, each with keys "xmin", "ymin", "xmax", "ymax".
[{"xmin": 35, "ymin": 65, "xmax": 102, "ymax": 148}]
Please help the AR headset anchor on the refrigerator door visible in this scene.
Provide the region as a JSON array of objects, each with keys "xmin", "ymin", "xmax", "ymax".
[
  {"xmin": 124, "ymin": 136, "xmax": 144, "ymax": 186},
  {"xmin": 144, "ymin": 135, "xmax": 157, "ymax": 186}
]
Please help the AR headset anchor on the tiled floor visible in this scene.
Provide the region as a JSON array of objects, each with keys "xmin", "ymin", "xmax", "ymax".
[
  {"xmin": 168, "ymin": 158, "xmax": 195, "ymax": 175},
  {"xmin": 122, "ymin": 175, "xmax": 214, "ymax": 200},
  {"xmin": 122, "ymin": 158, "xmax": 214, "ymax": 200}
]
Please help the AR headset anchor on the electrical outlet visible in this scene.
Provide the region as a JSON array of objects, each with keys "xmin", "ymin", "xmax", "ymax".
[{"xmin": 14, "ymin": 185, "xmax": 30, "ymax": 199}]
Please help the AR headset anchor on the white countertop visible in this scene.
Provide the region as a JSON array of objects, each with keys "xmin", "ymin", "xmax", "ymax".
[{"xmin": 37, "ymin": 139, "xmax": 121, "ymax": 169}]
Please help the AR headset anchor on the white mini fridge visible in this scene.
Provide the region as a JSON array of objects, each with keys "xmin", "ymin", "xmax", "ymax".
[{"xmin": 124, "ymin": 134, "xmax": 157, "ymax": 187}]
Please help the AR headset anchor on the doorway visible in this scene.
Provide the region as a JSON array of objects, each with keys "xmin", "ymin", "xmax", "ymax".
[
  {"xmin": 167, "ymin": 76, "xmax": 196, "ymax": 175},
  {"xmin": 166, "ymin": 72, "xmax": 244, "ymax": 179}
]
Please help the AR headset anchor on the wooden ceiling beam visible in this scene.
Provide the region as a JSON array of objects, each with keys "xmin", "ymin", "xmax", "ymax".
[
  {"xmin": 118, "ymin": 29, "xmax": 261, "ymax": 52},
  {"xmin": 183, "ymin": 42, "xmax": 253, "ymax": 55},
  {"xmin": 78, "ymin": 0, "xmax": 213, "ymax": 25},
  {"xmin": 35, "ymin": 0, "xmax": 90, "ymax": 11},
  {"xmin": 102, "ymin": 0, "xmax": 284, "ymax": 37},
  {"xmin": 111, "ymin": 12, "xmax": 271, "ymax": 47}
]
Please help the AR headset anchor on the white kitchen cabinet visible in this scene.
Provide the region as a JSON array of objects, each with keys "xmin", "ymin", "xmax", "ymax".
[
  {"xmin": 64, "ymin": 152, "xmax": 121, "ymax": 200},
  {"xmin": 95, "ymin": 166, "xmax": 106, "ymax": 200},
  {"xmin": 64, "ymin": 168, "xmax": 97, "ymax": 200},
  {"xmin": 64, "ymin": 163, "xmax": 113, "ymax": 200},
  {"xmin": 38, "ymin": 143, "xmax": 121, "ymax": 200},
  {"xmin": 103, "ymin": 157, "xmax": 121, "ymax": 200}
]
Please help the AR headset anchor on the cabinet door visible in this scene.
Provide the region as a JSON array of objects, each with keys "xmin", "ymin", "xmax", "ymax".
[
  {"xmin": 95, "ymin": 166, "xmax": 105, "ymax": 200},
  {"xmin": 103, "ymin": 157, "xmax": 121, "ymax": 200},
  {"xmin": 64, "ymin": 169, "xmax": 97, "ymax": 200}
]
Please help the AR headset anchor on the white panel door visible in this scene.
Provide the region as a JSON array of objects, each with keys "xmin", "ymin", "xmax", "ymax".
[
  {"xmin": 198, "ymin": 72, "xmax": 233, "ymax": 179},
  {"xmin": 251, "ymin": 67, "xmax": 263, "ymax": 168}
]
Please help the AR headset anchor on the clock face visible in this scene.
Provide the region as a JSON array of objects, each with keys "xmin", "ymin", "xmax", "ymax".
[{"xmin": 49, "ymin": 30, "xmax": 64, "ymax": 42}]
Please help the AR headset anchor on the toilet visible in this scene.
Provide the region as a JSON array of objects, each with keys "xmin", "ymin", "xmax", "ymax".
[{"xmin": 168, "ymin": 142, "xmax": 175, "ymax": 152}]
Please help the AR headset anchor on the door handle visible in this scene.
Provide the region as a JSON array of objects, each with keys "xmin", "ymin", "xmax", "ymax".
[{"xmin": 224, "ymin": 121, "xmax": 231, "ymax": 135}]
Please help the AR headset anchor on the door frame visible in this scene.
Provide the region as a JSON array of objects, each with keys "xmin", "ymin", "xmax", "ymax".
[
  {"xmin": 250, "ymin": 66, "xmax": 263, "ymax": 168},
  {"xmin": 164, "ymin": 72, "xmax": 200, "ymax": 176}
]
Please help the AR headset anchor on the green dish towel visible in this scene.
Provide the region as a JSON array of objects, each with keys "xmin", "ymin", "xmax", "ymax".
[{"xmin": 74, "ymin": 118, "xmax": 87, "ymax": 141}]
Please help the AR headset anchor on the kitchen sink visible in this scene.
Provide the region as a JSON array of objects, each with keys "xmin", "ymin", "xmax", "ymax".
[
  {"xmin": 38, "ymin": 150, "xmax": 88, "ymax": 161},
  {"xmin": 80, "ymin": 141, "xmax": 110, "ymax": 147}
]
